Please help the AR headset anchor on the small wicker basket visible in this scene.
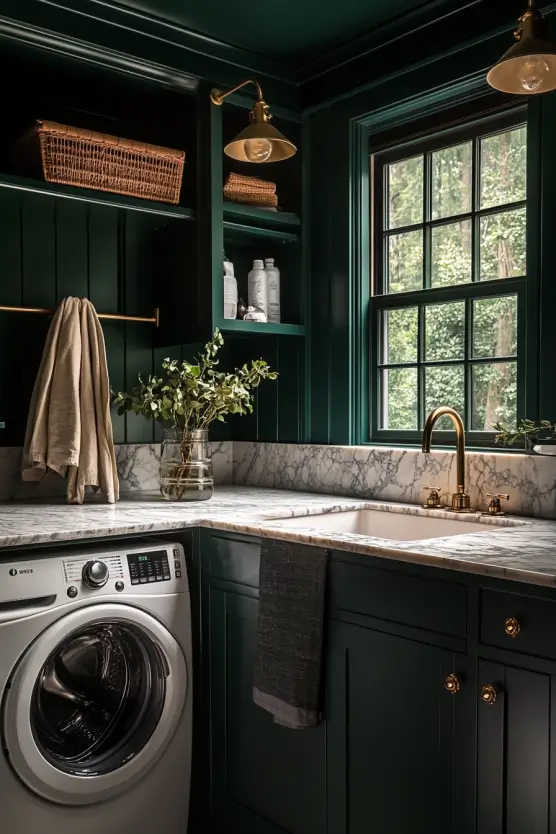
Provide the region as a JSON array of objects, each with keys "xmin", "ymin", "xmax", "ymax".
[{"xmin": 33, "ymin": 120, "xmax": 185, "ymax": 205}]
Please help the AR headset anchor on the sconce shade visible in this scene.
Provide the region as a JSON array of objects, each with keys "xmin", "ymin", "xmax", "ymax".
[{"xmin": 224, "ymin": 121, "xmax": 297, "ymax": 163}]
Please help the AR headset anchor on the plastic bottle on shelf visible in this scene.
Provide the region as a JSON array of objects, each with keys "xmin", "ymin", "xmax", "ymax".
[
  {"xmin": 265, "ymin": 258, "xmax": 281, "ymax": 323},
  {"xmin": 223, "ymin": 254, "xmax": 237, "ymax": 319},
  {"xmin": 248, "ymin": 259, "xmax": 268, "ymax": 317}
]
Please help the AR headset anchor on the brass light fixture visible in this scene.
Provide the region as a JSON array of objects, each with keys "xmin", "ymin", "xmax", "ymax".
[
  {"xmin": 487, "ymin": 0, "xmax": 556, "ymax": 94},
  {"xmin": 210, "ymin": 79, "xmax": 296, "ymax": 163}
]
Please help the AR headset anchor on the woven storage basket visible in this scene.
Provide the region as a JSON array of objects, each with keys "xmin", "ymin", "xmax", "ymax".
[{"xmin": 35, "ymin": 120, "xmax": 185, "ymax": 204}]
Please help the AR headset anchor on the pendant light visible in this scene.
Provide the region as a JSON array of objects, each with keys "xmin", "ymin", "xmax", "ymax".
[
  {"xmin": 487, "ymin": 0, "xmax": 556, "ymax": 94},
  {"xmin": 210, "ymin": 79, "xmax": 296, "ymax": 163}
]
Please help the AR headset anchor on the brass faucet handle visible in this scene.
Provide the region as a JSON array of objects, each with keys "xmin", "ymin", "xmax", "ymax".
[
  {"xmin": 485, "ymin": 493, "xmax": 510, "ymax": 516},
  {"xmin": 422, "ymin": 486, "xmax": 444, "ymax": 509}
]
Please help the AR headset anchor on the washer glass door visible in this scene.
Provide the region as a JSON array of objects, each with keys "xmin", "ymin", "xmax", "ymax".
[
  {"xmin": 3, "ymin": 603, "xmax": 187, "ymax": 805},
  {"xmin": 32, "ymin": 620, "xmax": 165, "ymax": 776}
]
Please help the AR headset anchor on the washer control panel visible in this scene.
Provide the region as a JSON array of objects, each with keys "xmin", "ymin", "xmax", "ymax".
[
  {"xmin": 60, "ymin": 540, "xmax": 186, "ymax": 597},
  {"xmin": 128, "ymin": 549, "xmax": 172, "ymax": 585},
  {"xmin": 0, "ymin": 540, "xmax": 186, "ymax": 608}
]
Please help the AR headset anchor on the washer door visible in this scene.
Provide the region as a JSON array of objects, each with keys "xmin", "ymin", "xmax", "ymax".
[{"xmin": 3, "ymin": 603, "xmax": 187, "ymax": 805}]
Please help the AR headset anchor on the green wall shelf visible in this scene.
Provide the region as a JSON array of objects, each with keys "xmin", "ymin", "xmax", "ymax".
[
  {"xmin": 216, "ymin": 317, "xmax": 305, "ymax": 336},
  {"xmin": 0, "ymin": 173, "xmax": 196, "ymax": 220},
  {"xmin": 223, "ymin": 220, "xmax": 300, "ymax": 244},
  {"xmin": 223, "ymin": 201, "xmax": 300, "ymax": 230}
]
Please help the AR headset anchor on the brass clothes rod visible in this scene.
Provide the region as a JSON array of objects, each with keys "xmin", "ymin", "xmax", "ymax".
[{"xmin": 0, "ymin": 305, "xmax": 160, "ymax": 326}]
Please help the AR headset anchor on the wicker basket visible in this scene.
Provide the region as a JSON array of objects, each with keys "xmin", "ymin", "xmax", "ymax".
[{"xmin": 34, "ymin": 120, "xmax": 185, "ymax": 204}]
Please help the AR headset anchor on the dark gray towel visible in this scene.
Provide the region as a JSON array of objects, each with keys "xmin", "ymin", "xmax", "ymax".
[{"xmin": 253, "ymin": 538, "xmax": 328, "ymax": 729}]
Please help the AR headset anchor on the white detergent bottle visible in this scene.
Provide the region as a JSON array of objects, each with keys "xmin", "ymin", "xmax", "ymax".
[
  {"xmin": 223, "ymin": 255, "xmax": 237, "ymax": 319},
  {"xmin": 248, "ymin": 259, "xmax": 268, "ymax": 317},
  {"xmin": 265, "ymin": 257, "xmax": 281, "ymax": 323}
]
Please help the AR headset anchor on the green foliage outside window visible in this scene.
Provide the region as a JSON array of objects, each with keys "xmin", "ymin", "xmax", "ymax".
[{"xmin": 377, "ymin": 121, "xmax": 526, "ymax": 434}]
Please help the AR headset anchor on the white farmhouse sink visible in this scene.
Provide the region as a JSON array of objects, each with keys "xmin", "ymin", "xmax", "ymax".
[{"xmin": 269, "ymin": 508, "xmax": 516, "ymax": 542}]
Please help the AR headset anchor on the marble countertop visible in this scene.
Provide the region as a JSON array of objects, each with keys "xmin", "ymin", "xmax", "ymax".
[{"xmin": 0, "ymin": 486, "xmax": 555, "ymax": 587}]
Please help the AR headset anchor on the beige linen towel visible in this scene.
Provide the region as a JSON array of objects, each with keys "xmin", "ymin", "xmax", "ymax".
[{"xmin": 21, "ymin": 297, "xmax": 119, "ymax": 504}]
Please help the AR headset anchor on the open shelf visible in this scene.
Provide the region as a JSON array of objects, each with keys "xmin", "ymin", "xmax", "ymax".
[
  {"xmin": 223, "ymin": 201, "xmax": 300, "ymax": 231},
  {"xmin": 223, "ymin": 219, "xmax": 299, "ymax": 244},
  {"xmin": 216, "ymin": 317, "xmax": 305, "ymax": 337},
  {"xmin": 0, "ymin": 173, "xmax": 196, "ymax": 220}
]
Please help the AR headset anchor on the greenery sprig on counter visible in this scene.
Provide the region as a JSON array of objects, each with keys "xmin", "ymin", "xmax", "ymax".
[
  {"xmin": 113, "ymin": 328, "xmax": 277, "ymax": 430},
  {"xmin": 494, "ymin": 418, "xmax": 556, "ymax": 448}
]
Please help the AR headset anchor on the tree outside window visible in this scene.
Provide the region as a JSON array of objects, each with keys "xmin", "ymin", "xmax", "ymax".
[{"xmin": 371, "ymin": 111, "xmax": 526, "ymax": 439}]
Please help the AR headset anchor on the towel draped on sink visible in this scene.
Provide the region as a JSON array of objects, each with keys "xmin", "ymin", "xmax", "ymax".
[{"xmin": 21, "ymin": 297, "xmax": 119, "ymax": 504}]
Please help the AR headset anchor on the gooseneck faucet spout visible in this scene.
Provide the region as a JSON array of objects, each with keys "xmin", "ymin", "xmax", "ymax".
[{"xmin": 422, "ymin": 406, "xmax": 471, "ymax": 512}]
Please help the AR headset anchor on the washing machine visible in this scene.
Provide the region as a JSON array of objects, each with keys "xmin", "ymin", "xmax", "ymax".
[{"xmin": 0, "ymin": 538, "xmax": 192, "ymax": 834}]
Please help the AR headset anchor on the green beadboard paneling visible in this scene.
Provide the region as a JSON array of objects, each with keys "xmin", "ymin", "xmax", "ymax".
[
  {"xmin": 277, "ymin": 336, "xmax": 303, "ymax": 443},
  {"xmin": 0, "ymin": 180, "xmax": 302, "ymax": 450},
  {"xmin": 0, "ymin": 190, "xmax": 22, "ymax": 304},
  {"xmin": 308, "ymin": 107, "xmax": 332, "ymax": 444},
  {"xmin": 88, "ymin": 206, "xmax": 121, "ymax": 312},
  {"xmin": 254, "ymin": 337, "xmax": 278, "ymax": 443},
  {"xmin": 21, "ymin": 193, "xmax": 56, "ymax": 308},
  {"xmin": 0, "ymin": 189, "xmax": 161, "ymax": 447},
  {"xmin": 56, "ymin": 200, "xmax": 88, "ymax": 300}
]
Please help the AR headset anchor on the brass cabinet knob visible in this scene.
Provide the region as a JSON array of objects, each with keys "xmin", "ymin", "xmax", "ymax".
[
  {"xmin": 445, "ymin": 673, "xmax": 461, "ymax": 694},
  {"xmin": 481, "ymin": 684, "xmax": 498, "ymax": 705},
  {"xmin": 504, "ymin": 616, "xmax": 521, "ymax": 638}
]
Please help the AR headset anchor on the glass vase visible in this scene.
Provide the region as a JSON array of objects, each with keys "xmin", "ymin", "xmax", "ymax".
[{"xmin": 159, "ymin": 428, "xmax": 214, "ymax": 501}]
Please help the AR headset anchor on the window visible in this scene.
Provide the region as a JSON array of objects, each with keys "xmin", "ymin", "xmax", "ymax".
[{"xmin": 371, "ymin": 111, "xmax": 527, "ymax": 441}]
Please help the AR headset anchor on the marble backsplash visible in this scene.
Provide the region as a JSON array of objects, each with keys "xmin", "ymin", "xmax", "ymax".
[
  {"xmin": 1, "ymin": 438, "xmax": 555, "ymax": 519},
  {"xmin": 0, "ymin": 441, "xmax": 233, "ymax": 501},
  {"xmin": 233, "ymin": 442, "xmax": 556, "ymax": 519}
]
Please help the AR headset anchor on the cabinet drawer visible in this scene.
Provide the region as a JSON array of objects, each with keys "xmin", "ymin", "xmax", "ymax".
[
  {"xmin": 208, "ymin": 534, "xmax": 260, "ymax": 587},
  {"xmin": 481, "ymin": 589, "xmax": 556, "ymax": 660},
  {"xmin": 329, "ymin": 559, "xmax": 467, "ymax": 638}
]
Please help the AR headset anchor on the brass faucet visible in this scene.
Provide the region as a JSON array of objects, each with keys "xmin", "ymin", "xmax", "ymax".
[{"xmin": 422, "ymin": 406, "xmax": 472, "ymax": 513}]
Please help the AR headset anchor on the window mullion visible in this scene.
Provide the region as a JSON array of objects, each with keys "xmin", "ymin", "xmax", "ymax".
[
  {"xmin": 472, "ymin": 135, "xmax": 479, "ymax": 284},
  {"xmin": 465, "ymin": 298, "xmax": 473, "ymax": 432},
  {"xmin": 418, "ymin": 305, "xmax": 425, "ymax": 429},
  {"xmin": 423, "ymin": 151, "xmax": 431, "ymax": 290}
]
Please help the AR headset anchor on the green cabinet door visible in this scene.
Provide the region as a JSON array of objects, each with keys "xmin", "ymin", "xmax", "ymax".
[
  {"xmin": 208, "ymin": 586, "xmax": 326, "ymax": 834},
  {"xmin": 327, "ymin": 619, "xmax": 466, "ymax": 834},
  {"xmin": 477, "ymin": 659, "xmax": 553, "ymax": 834}
]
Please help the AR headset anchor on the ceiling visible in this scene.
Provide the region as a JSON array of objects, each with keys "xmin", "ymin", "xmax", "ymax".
[{"xmin": 113, "ymin": 0, "xmax": 435, "ymax": 64}]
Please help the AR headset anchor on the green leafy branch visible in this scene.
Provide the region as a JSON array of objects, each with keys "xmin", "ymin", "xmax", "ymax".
[
  {"xmin": 112, "ymin": 328, "xmax": 278, "ymax": 431},
  {"xmin": 493, "ymin": 418, "xmax": 556, "ymax": 448}
]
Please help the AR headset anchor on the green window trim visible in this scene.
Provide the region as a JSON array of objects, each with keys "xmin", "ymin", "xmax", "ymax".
[{"xmin": 352, "ymin": 89, "xmax": 539, "ymax": 451}]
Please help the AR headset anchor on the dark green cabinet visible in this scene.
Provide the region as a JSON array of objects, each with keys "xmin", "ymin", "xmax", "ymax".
[
  {"xmin": 477, "ymin": 659, "xmax": 553, "ymax": 834},
  {"xmin": 327, "ymin": 618, "xmax": 465, "ymax": 834},
  {"xmin": 198, "ymin": 531, "xmax": 556, "ymax": 834},
  {"xmin": 205, "ymin": 562, "xmax": 326, "ymax": 832}
]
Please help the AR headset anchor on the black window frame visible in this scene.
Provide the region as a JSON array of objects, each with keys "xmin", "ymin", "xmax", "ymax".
[{"xmin": 369, "ymin": 106, "xmax": 530, "ymax": 447}]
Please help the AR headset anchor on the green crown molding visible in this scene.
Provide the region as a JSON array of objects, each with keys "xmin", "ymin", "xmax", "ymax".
[
  {"xmin": 0, "ymin": 12, "xmax": 199, "ymax": 91},
  {"xmin": 302, "ymin": 0, "xmax": 532, "ymax": 109},
  {"xmin": 0, "ymin": 0, "xmax": 300, "ymax": 109}
]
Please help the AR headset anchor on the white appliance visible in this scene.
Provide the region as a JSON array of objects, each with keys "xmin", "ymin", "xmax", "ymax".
[{"xmin": 0, "ymin": 539, "xmax": 192, "ymax": 833}]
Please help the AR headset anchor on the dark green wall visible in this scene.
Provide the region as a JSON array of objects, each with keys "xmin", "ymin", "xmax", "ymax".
[
  {"xmin": 305, "ymin": 18, "xmax": 556, "ymax": 446},
  {"xmin": 0, "ymin": 187, "xmax": 173, "ymax": 447},
  {"xmin": 0, "ymin": 186, "xmax": 302, "ymax": 448}
]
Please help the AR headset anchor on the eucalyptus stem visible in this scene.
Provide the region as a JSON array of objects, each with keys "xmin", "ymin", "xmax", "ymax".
[{"xmin": 112, "ymin": 327, "xmax": 278, "ymax": 434}]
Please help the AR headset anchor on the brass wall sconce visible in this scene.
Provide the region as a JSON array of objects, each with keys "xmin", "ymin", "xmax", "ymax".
[
  {"xmin": 210, "ymin": 79, "xmax": 296, "ymax": 163},
  {"xmin": 487, "ymin": 0, "xmax": 556, "ymax": 94}
]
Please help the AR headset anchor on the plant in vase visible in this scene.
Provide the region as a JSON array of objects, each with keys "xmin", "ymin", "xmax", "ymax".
[{"xmin": 113, "ymin": 329, "xmax": 277, "ymax": 500}]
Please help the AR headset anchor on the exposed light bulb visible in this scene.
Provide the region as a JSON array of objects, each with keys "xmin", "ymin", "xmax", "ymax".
[
  {"xmin": 243, "ymin": 138, "xmax": 272, "ymax": 162},
  {"xmin": 518, "ymin": 56, "xmax": 551, "ymax": 91}
]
